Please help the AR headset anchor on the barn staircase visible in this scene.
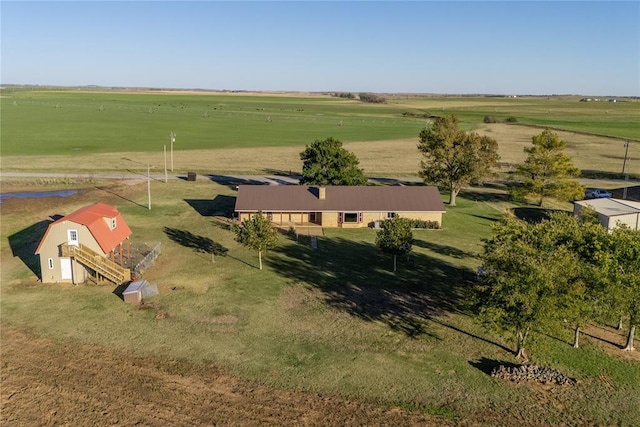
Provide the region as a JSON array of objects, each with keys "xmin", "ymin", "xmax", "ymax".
[{"xmin": 61, "ymin": 243, "xmax": 131, "ymax": 284}]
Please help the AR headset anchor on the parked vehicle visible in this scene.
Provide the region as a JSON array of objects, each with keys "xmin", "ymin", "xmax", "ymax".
[{"xmin": 585, "ymin": 188, "xmax": 612, "ymax": 199}]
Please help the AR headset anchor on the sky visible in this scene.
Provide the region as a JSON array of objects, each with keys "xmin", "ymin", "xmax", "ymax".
[{"xmin": 1, "ymin": 1, "xmax": 639, "ymax": 96}]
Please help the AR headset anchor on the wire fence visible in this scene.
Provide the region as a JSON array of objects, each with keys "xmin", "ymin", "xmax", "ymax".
[{"xmin": 132, "ymin": 243, "xmax": 161, "ymax": 279}]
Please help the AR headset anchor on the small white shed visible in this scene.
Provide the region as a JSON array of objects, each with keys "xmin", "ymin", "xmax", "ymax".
[
  {"xmin": 123, "ymin": 280, "xmax": 159, "ymax": 304},
  {"xmin": 574, "ymin": 198, "xmax": 640, "ymax": 231}
]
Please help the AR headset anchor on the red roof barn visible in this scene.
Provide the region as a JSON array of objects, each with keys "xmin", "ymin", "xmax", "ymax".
[{"xmin": 35, "ymin": 203, "xmax": 132, "ymax": 284}]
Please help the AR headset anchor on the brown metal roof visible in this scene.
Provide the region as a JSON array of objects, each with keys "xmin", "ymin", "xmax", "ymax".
[{"xmin": 234, "ymin": 185, "xmax": 446, "ymax": 213}]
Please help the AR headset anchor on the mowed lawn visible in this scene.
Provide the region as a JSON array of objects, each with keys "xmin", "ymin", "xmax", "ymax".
[{"xmin": 2, "ymin": 178, "xmax": 639, "ymax": 425}]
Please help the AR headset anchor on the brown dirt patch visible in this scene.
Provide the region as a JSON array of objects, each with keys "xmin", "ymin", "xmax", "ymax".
[
  {"xmin": 582, "ymin": 324, "xmax": 640, "ymax": 362},
  {"xmin": 1, "ymin": 325, "xmax": 452, "ymax": 426}
]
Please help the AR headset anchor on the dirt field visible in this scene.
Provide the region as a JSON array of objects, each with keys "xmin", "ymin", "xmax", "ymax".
[{"xmin": 1, "ymin": 326, "xmax": 451, "ymax": 426}]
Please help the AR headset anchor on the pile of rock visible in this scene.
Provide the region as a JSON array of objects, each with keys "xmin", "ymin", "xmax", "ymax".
[{"xmin": 491, "ymin": 364, "xmax": 577, "ymax": 386}]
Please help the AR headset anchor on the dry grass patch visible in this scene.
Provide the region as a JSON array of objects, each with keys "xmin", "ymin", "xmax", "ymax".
[
  {"xmin": 0, "ymin": 140, "xmax": 421, "ymax": 176},
  {"xmin": 2, "ymin": 124, "xmax": 633, "ymax": 178},
  {"xmin": 477, "ymin": 124, "xmax": 637, "ymax": 175}
]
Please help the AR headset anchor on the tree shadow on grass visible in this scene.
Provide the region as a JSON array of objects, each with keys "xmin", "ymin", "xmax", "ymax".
[
  {"xmin": 469, "ymin": 214, "xmax": 500, "ymax": 222},
  {"xmin": 7, "ymin": 220, "xmax": 51, "ymax": 280},
  {"xmin": 261, "ymin": 169, "xmax": 301, "ymax": 184},
  {"xmin": 469, "ymin": 357, "xmax": 520, "ymax": 376},
  {"xmin": 163, "ymin": 227, "xmax": 228, "ymax": 257},
  {"xmin": 96, "ymin": 186, "xmax": 147, "ymax": 210},
  {"xmin": 581, "ymin": 329, "xmax": 623, "ymax": 349},
  {"xmin": 261, "ymin": 168, "xmax": 297, "ymax": 177},
  {"xmin": 431, "ymin": 319, "xmax": 513, "ymax": 354},
  {"xmin": 581, "ymin": 169, "xmax": 640, "ymax": 181},
  {"xmin": 413, "ymin": 239, "xmax": 477, "ymax": 259},
  {"xmin": 267, "ymin": 236, "xmax": 474, "ymax": 338},
  {"xmin": 207, "ymin": 175, "xmax": 270, "ymax": 190},
  {"xmin": 458, "ymin": 188, "xmax": 512, "ymax": 203},
  {"xmin": 368, "ymin": 177, "xmax": 412, "ymax": 186},
  {"xmin": 184, "ymin": 195, "xmax": 236, "ymax": 218},
  {"xmin": 512, "ymin": 207, "xmax": 570, "ymax": 223}
]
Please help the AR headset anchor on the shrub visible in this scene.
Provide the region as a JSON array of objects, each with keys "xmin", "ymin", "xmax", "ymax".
[
  {"xmin": 358, "ymin": 93, "xmax": 387, "ymax": 104},
  {"xmin": 484, "ymin": 116, "xmax": 518, "ymax": 124},
  {"xmin": 377, "ymin": 218, "xmax": 440, "ymax": 229},
  {"xmin": 403, "ymin": 111, "xmax": 435, "ymax": 119},
  {"xmin": 332, "ymin": 92, "xmax": 355, "ymax": 99},
  {"xmin": 408, "ymin": 219, "xmax": 440, "ymax": 229}
]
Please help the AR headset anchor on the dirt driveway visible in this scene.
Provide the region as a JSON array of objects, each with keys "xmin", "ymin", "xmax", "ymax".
[{"xmin": 1, "ymin": 326, "xmax": 448, "ymax": 426}]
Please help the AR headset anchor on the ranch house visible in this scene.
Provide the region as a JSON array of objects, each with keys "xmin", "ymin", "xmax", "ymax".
[
  {"xmin": 234, "ymin": 185, "xmax": 446, "ymax": 231},
  {"xmin": 35, "ymin": 202, "xmax": 132, "ymax": 284}
]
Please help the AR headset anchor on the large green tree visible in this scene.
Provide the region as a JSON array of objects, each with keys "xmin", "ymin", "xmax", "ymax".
[
  {"xmin": 513, "ymin": 129, "xmax": 583, "ymax": 206},
  {"xmin": 299, "ymin": 137, "xmax": 367, "ymax": 186},
  {"xmin": 476, "ymin": 215, "xmax": 588, "ymax": 359},
  {"xmin": 234, "ymin": 211, "xmax": 279, "ymax": 270},
  {"xmin": 418, "ymin": 115, "xmax": 499, "ymax": 206},
  {"xmin": 598, "ymin": 227, "xmax": 640, "ymax": 351},
  {"xmin": 375, "ymin": 216, "xmax": 413, "ymax": 272},
  {"xmin": 540, "ymin": 213, "xmax": 607, "ymax": 348}
]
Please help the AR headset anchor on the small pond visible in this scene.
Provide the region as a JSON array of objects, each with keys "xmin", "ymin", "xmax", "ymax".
[{"xmin": 0, "ymin": 189, "xmax": 81, "ymax": 203}]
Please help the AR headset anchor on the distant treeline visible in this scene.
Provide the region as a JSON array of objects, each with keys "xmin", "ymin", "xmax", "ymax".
[
  {"xmin": 330, "ymin": 92, "xmax": 387, "ymax": 104},
  {"xmin": 331, "ymin": 92, "xmax": 356, "ymax": 99},
  {"xmin": 358, "ymin": 93, "xmax": 387, "ymax": 104}
]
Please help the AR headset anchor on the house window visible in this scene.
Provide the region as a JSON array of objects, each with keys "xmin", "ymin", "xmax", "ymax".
[
  {"xmin": 387, "ymin": 212, "xmax": 396, "ymax": 219},
  {"xmin": 343, "ymin": 212, "xmax": 359, "ymax": 223},
  {"xmin": 309, "ymin": 212, "xmax": 317, "ymax": 222},
  {"xmin": 48, "ymin": 258, "xmax": 54, "ymax": 269},
  {"xmin": 68, "ymin": 229, "xmax": 78, "ymax": 245},
  {"xmin": 267, "ymin": 212, "xmax": 273, "ymax": 221},
  {"xmin": 111, "ymin": 218, "xmax": 117, "ymax": 229}
]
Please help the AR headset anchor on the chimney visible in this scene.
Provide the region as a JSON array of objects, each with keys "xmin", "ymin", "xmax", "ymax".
[{"xmin": 318, "ymin": 187, "xmax": 326, "ymax": 200}]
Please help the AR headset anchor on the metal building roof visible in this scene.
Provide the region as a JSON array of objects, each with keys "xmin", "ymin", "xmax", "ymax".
[{"xmin": 234, "ymin": 185, "xmax": 447, "ymax": 213}]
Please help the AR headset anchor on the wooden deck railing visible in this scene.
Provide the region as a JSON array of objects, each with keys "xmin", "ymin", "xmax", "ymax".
[{"xmin": 61, "ymin": 243, "xmax": 131, "ymax": 284}]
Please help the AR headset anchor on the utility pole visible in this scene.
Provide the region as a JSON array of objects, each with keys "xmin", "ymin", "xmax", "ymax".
[
  {"xmin": 147, "ymin": 164, "xmax": 152, "ymax": 210},
  {"xmin": 164, "ymin": 144, "xmax": 168, "ymax": 183},
  {"xmin": 622, "ymin": 139, "xmax": 630, "ymax": 175},
  {"xmin": 170, "ymin": 132, "xmax": 176, "ymax": 172}
]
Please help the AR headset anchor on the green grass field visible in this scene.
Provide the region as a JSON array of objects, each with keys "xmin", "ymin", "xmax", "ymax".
[
  {"xmin": 0, "ymin": 90, "xmax": 426, "ymax": 156},
  {"xmin": 1, "ymin": 89, "xmax": 638, "ymax": 157},
  {"xmin": 2, "ymin": 179, "xmax": 639, "ymax": 425}
]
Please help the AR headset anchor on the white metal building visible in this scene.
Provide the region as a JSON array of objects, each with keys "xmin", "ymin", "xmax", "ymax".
[{"xmin": 573, "ymin": 198, "xmax": 640, "ymax": 231}]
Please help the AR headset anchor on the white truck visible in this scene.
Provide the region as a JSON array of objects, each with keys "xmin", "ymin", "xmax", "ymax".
[{"xmin": 585, "ymin": 188, "xmax": 612, "ymax": 199}]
